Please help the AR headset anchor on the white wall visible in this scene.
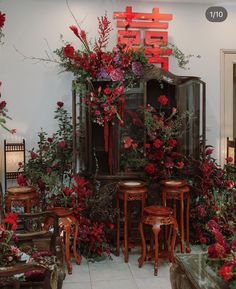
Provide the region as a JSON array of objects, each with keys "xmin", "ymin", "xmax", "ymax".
[{"xmin": 1, "ymin": 0, "xmax": 236, "ymax": 167}]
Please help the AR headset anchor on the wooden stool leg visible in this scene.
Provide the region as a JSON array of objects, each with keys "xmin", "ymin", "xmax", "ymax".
[
  {"xmin": 124, "ymin": 196, "xmax": 128, "ymax": 263},
  {"xmin": 5, "ymin": 198, "xmax": 11, "ymax": 212},
  {"xmin": 73, "ymin": 223, "xmax": 82, "ymax": 265},
  {"xmin": 152, "ymin": 224, "xmax": 161, "ymax": 276},
  {"xmin": 170, "ymin": 223, "xmax": 177, "ymax": 262},
  {"xmin": 186, "ymin": 193, "xmax": 191, "ymax": 253},
  {"xmin": 138, "ymin": 222, "xmax": 146, "ymax": 268},
  {"xmin": 64, "ymin": 226, "xmax": 72, "ymax": 274},
  {"xmin": 116, "ymin": 197, "xmax": 120, "ymax": 256},
  {"xmin": 180, "ymin": 194, "xmax": 185, "ymax": 253}
]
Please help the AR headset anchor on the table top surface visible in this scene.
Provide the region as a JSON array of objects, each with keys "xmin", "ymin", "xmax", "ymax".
[{"xmin": 175, "ymin": 253, "xmax": 229, "ymax": 289}]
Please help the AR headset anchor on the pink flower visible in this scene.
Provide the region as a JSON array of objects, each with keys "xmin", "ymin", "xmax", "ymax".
[
  {"xmin": 157, "ymin": 95, "xmax": 168, "ymax": 105},
  {"xmin": 58, "ymin": 140, "xmax": 66, "ymax": 148},
  {"xmin": 110, "ymin": 68, "xmax": 123, "ymax": 81},
  {"xmin": 123, "ymin": 136, "xmax": 133, "ymax": 149},
  {"xmin": 172, "ymin": 107, "xmax": 177, "ymax": 113}
]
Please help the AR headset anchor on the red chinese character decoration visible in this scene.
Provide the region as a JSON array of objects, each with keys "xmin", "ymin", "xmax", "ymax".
[{"xmin": 114, "ymin": 6, "xmax": 173, "ymax": 70}]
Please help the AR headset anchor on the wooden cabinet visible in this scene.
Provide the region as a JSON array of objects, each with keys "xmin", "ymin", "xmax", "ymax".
[{"xmin": 72, "ymin": 66, "xmax": 206, "ymax": 180}]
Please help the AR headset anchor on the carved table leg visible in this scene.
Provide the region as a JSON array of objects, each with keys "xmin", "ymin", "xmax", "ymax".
[
  {"xmin": 138, "ymin": 221, "xmax": 146, "ymax": 268},
  {"xmin": 170, "ymin": 222, "xmax": 177, "ymax": 262},
  {"xmin": 73, "ymin": 221, "xmax": 81, "ymax": 265},
  {"xmin": 64, "ymin": 225, "xmax": 72, "ymax": 274},
  {"xmin": 180, "ymin": 194, "xmax": 185, "ymax": 253},
  {"xmin": 124, "ymin": 196, "xmax": 128, "ymax": 262},
  {"xmin": 186, "ymin": 193, "xmax": 191, "ymax": 253},
  {"xmin": 152, "ymin": 224, "xmax": 161, "ymax": 276},
  {"xmin": 116, "ymin": 196, "xmax": 120, "ymax": 257}
]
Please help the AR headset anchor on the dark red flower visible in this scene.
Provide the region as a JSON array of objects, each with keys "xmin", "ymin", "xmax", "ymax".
[
  {"xmin": 225, "ymin": 180, "xmax": 234, "ymax": 189},
  {"xmin": 31, "ymin": 151, "xmax": 38, "ymax": 160},
  {"xmin": 157, "ymin": 95, "xmax": 168, "ymax": 105},
  {"xmin": 63, "ymin": 44, "xmax": 75, "ymax": 58},
  {"xmin": 0, "ymin": 12, "xmax": 6, "ymax": 28},
  {"xmin": 47, "ymin": 137, "xmax": 53, "ymax": 143},
  {"xmin": 144, "ymin": 163, "xmax": 156, "ymax": 175},
  {"xmin": 0, "ymin": 100, "xmax": 6, "ymax": 110},
  {"xmin": 167, "ymin": 138, "xmax": 177, "ymax": 148},
  {"xmin": 69, "ymin": 25, "xmax": 79, "ymax": 38},
  {"xmin": 205, "ymin": 148, "xmax": 214, "ymax": 155},
  {"xmin": 16, "ymin": 174, "xmax": 28, "ymax": 186},
  {"xmin": 63, "ymin": 186, "xmax": 73, "ymax": 196},
  {"xmin": 57, "ymin": 101, "xmax": 64, "ymax": 107},
  {"xmin": 104, "ymin": 88, "xmax": 111, "ymax": 95}
]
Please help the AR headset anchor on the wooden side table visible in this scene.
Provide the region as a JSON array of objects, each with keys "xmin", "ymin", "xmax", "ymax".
[
  {"xmin": 5, "ymin": 186, "xmax": 39, "ymax": 213},
  {"xmin": 138, "ymin": 206, "xmax": 178, "ymax": 276},
  {"xmin": 45, "ymin": 207, "xmax": 81, "ymax": 275},
  {"xmin": 116, "ymin": 181, "xmax": 148, "ymax": 262},
  {"xmin": 160, "ymin": 179, "xmax": 190, "ymax": 253}
]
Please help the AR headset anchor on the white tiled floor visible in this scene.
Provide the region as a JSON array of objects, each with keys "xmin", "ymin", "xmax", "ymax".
[{"xmin": 63, "ymin": 249, "xmax": 172, "ymax": 289}]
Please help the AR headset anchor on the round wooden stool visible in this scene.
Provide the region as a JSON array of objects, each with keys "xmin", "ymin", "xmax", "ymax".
[
  {"xmin": 138, "ymin": 206, "xmax": 178, "ymax": 276},
  {"xmin": 51, "ymin": 207, "xmax": 81, "ymax": 275},
  {"xmin": 160, "ymin": 179, "xmax": 190, "ymax": 253},
  {"xmin": 5, "ymin": 186, "xmax": 38, "ymax": 213},
  {"xmin": 116, "ymin": 180, "xmax": 148, "ymax": 262}
]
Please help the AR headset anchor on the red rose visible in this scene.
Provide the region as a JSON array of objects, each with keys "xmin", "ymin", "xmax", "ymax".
[
  {"xmin": 205, "ymin": 148, "xmax": 214, "ymax": 155},
  {"xmin": 0, "ymin": 100, "xmax": 6, "ymax": 110},
  {"xmin": 225, "ymin": 156, "xmax": 233, "ymax": 163},
  {"xmin": 104, "ymin": 88, "xmax": 111, "ymax": 95},
  {"xmin": 47, "ymin": 137, "xmax": 53, "ymax": 143},
  {"xmin": 219, "ymin": 265, "xmax": 233, "ymax": 281},
  {"xmin": 63, "ymin": 44, "xmax": 75, "ymax": 58},
  {"xmin": 58, "ymin": 140, "xmax": 66, "ymax": 148},
  {"xmin": 224, "ymin": 180, "xmax": 234, "ymax": 189},
  {"xmin": 145, "ymin": 143, "xmax": 150, "ymax": 149},
  {"xmin": 157, "ymin": 95, "xmax": 168, "ymax": 105},
  {"xmin": 153, "ymin": 138, "xmax": 162, "ymax": 149},
  {"xmin": 31, "ymin": 151, "xmax": 38, "ymax": 160},
  {"xmin": 177, "ymin": 161, "xmax": 184, "ymax": 169},
  {"xmin": 57, "ymin": 101, "xmax": 64, "ymax": 107},
  {"xmin": 168, "ymin": 138, "xmax": 177, "ymax": 148},
  {"xmin": 63, "ymin": 186, "xmax": 73, "ymax": 196},
  {"xmin": 144, "ymin": 163, "xmax": 156, "ymax": 175},
  {"xmin": 16, "ymin": 174, "xmax": 28, "ymax": 186},
  {"xmin": 0, "ymin": 12, "xmax": 6, "ymax": 28}
]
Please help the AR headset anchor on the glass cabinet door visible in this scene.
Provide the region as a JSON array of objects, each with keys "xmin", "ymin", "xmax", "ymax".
[{"xmin": 177, "ymin": 79, "xmax": 206, "ymax": 158}]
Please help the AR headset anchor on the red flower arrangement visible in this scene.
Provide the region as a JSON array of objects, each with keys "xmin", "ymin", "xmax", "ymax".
[
  {"xmin": 55, "ymin": 14, "xmax": 148, "ymax": 163},
  {"xmin": 0, "ymin": 212, "xmax": 22, "ymax": 267}
]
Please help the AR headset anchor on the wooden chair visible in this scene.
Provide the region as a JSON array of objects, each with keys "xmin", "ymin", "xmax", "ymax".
[{"xmin": 7, "ymin": 211, "xmax": 66, "ymax": 289}]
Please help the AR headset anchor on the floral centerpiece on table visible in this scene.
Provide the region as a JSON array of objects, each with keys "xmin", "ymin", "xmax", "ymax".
[
  {"xmin": 0, "ymin": 212, "xmax": 22, "ymax": 267},
  {"xmin": 54, "ymin": 14, "xmax": 148, "ymax": 152}
]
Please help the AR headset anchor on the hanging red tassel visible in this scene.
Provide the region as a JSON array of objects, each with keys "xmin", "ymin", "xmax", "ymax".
[
  {"xmin": 104, "ymin": 120, "xmax": 109, "ymax": 152},
  {"xmin": 118, "ymin": 95, "xmax": 125, "ymax": 124},
  {"xmin": 108, "ymin": 125, "xmax": 113, "ymax": 175}
]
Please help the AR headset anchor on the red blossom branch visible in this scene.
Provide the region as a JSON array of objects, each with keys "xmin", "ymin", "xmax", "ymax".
[{"xmin": 94, "ymin": 14, "xmax": 113, "ymax": 53}]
